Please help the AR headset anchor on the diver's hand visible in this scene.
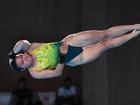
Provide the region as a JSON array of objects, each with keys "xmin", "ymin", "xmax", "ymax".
[
  {"xmin": 13, "ymin": 40, "xmax": 30, "ymax": 54},
  {"xmin": 60, "ymin": 42, "xmax": 68, "ymax": 55}
]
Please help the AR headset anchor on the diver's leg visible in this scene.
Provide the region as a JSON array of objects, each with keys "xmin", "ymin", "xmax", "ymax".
[
  {"xmin": 68, "ymin": 30, "xmax": 140, "ymax": 66},
  {"xmin": 62, "ymin": 24, "xmax": 140, "ymax": 47}
]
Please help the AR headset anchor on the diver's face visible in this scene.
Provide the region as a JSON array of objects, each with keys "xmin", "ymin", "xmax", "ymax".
[{"xmin": 15, "ymin": 53, "xmax": 33, "ymax": 69}]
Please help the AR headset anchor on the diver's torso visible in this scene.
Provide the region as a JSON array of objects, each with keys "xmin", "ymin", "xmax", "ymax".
[{"xmin": 29, "ymin": 42, "xmax": 61, "ymax": 71}]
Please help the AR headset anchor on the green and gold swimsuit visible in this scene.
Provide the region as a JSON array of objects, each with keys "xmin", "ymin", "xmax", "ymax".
[
  {"xmin": 30, "ymin": 42, "xmax": 61, "ymax": 72},
  {"xmin": 29, "ymin": 42, "xmax": 83, "ymax": 71}
]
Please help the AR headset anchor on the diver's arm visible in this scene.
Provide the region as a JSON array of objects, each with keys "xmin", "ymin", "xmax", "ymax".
[
  {"xmin": 13, "ymin": 40, "xmax": 30, "ymax": 53},
  {"xmin": 29, "ymin": 63, "xmax": 64, "ymax": 79}
]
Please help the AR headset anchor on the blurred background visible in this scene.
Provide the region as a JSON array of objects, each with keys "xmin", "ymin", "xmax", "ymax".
[{"xmin": 0, "ymin": 0, "xmax": 140, "ymax": 105}]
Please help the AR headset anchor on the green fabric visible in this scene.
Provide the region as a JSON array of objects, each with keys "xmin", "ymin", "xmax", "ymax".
[{"xmin": 31, "ymin": 42, "xmax": 60, "ymax": 71}]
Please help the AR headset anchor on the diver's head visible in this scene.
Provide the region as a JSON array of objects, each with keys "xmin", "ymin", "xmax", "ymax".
[{"xmin": 9, "ymin": 52, "xmax": 33, "ymax": 71}]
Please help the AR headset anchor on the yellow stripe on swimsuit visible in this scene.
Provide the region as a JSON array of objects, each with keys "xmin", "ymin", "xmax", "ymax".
[{"xmin": 30, "ymin": 42, "xmax": 61, "ymax": 72}]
